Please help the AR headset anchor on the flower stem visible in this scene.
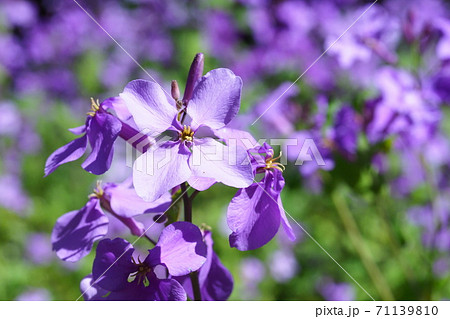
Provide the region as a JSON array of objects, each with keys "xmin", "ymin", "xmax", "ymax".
[
  {"xmin": 332, "ymin": 192, "xmax": 395, "ymax": 301},
  {"xmin": 180, "ymin": 182, "xmax": 202, "ymax": 301},
  {"xmin": 180, "ymin": 183, "xmax": 192, "ymax": 223}
]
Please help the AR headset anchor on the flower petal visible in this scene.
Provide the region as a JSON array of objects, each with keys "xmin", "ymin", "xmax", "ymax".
[
  {"xmin": 190, "ymin": 138, "xmax": 253, "ymax": 189},
  {"xmin": 92, "ymin": 238, "xmax": 136, "ymax": 292},
  {"xmin": 148, "ymin": 221, "xmax": 207, "ymax": 276},
  {"xmin": 44, "ymin": 134, "xmax": 87, "ymax": 176},
  {"xmin": 133, "ymin": 142, "xmax": 191, "ymax": 202},
  {"xmin": 51, "ymin": 199, "xmax": 109, "ymax": 262},
  {"xmin": 82, "ymin": 112, "xmax": 122, "ymax": 175},
  {"xmin": 227, "ymin": 180, "xmax": 281, "ymax": 251},
  {"xmin": 104, "ymin": 277, "xmax": 186, "ymax": 301},
  {"xmin": 278, "ymin": 196, "xmax": 296, "ymax": 241},
  {"xmin": 120, "ymin": 80, "xmax": 177, "ymax": 134},
  {"xmin": 187, "ymin": 176, "xmax": 216, "ymax": 191},
  {"xmin": 146, "ymin": 278, "xmax": 187, "ymax": 301},
  {"xmin": 187, "ymin": 68, "xmax": 242, "ymax": 130},
  {"xmin": 80, "ymin": 275, "xmax": 109, "ymax": 301},
  {"xmin": 180, "ymin": 231, "xmax": 233, "ymax": 301},
  {"xmin": 107, "ymin": 183, "xmax": 172, "ymax": 218}
]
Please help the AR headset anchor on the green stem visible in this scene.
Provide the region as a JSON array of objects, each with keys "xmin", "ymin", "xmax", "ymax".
[
  {"xmin": 332, "ymin": 192, "xmax": 395, "ymax": 301},
  {"xmin": 376, "ymin": 196, "xmax": 414, "ymax": 283},
  {"xmin": 180, "ymin": 182, "xmax": 202, "ymax": 301}
]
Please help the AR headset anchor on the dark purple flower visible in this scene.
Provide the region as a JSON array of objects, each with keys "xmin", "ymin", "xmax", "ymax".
[
  {"xmin": 52, "ymin": 180, "xmax": 171, "ymax": 262},
  {"xmin": 227, "ymin": 143, "xmax": 295, "ymax": 251},
  {"xmin": 329, "ymin": 106, "xmax": 361, "ymax": 160},
  {"xmin": 45, "ymin": 98, "xmax": 122, "ymax": 176},
  {"xmin": 122, "ymin": 64, "xmax": 253, "ymax": 202},
  {"xmin": 176, "ymin": 230, "xmax": 233, "ymax": 300},
  {"xmin": 83, "ymin": 222, "xmax": 207, "ymax": 301}
]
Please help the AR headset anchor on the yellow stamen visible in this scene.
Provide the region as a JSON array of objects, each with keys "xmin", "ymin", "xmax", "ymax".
[
  {"xmin": 86, "ymin": 97, "xmax": 101, "ymax": 117},
  {"xmin": 264, "ymin": 151, "xmax": 285, "ymax": 172},
  {"xmin": 88, "ymin": 180, "xmax": 104, "ymax": 199},
  {"xmin": 180, "ymin": 125, "xmax": 194, "ymax": 142}
]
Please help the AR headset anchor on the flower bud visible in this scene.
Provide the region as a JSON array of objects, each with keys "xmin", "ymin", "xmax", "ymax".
[
  {"xmin": 183, "ymin": 53, "xmax": 204, "ymax": 104},
  {"xmin": 171, "ymin": 80, "xmax": 180, "ymax": 101}
]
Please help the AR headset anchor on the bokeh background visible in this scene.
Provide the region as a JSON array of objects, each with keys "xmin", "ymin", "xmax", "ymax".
[{"xmin": 2, "ymin": 0, "xmax": 450, "ymax": 301}]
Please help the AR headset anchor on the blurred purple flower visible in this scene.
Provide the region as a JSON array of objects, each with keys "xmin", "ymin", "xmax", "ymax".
[
  {"xmin": 269, "ymin": 249, "xmax": 299, "ymax": 283},
  {"xmin": 240, "ymin": 257, "xmax": 265, "ymax": 300},
  {"xmin": 0, "ymin": 174, "xmax": 30, "ymax": 214},
  {"xmin": 26, "ymin": 233, "xmax": 53, "ymax": 265},
  {"xmin": 318, "ymin": 280, "xmax": 355, "ymax": 301},
  {"xmin": 16, "ymin": 288, "xmax": 51, "ymax": 301}
]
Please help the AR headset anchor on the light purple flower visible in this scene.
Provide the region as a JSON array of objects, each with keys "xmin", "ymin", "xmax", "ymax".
[
  {"xmin": 0, "ymin": 174, "xmax": 30, "ymax": 214},
  {"xmin": 26, "ymin": 233, "xmax": 53, "ymax": 265},
  {"xmin": 269, "ymin": 249, "xmax": 299, "ymax": 283},
  {"xmin": 121, "ymin": 63, "xmax": 253, "ymax": 202},
  {"xmin": 227, "ymin": 143, "xmax": 295, "ymax": 250},
  {"xmin": 318, "ymin": 279, "xmax": 355, "ymax": 301},
  {"xmin": 16, "ymin": 288, "xmax": 51, "ymax": 301},
  {"xmin": 240, "ymin": 257, "xmax": 265, "ymax": 299},
  {"xmin": 52, "ymin": 180, "xmax": 171, "ymax": 262},
  {"xmin": 83, "ymin": 222, "xmax": 207, "ymax": 301}
]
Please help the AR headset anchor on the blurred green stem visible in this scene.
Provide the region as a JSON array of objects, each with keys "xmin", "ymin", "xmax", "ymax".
[
  {"xmin": 332, "ymin": 192, "xmax": 395, "ymax": 301},
  {"xmin": 376, "ymin": 196, "xmax": 415, "ymax": 283}
]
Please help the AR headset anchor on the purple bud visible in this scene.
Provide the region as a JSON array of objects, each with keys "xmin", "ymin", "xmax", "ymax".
[
  {"xmin": 171, "ymin": 80, "xmax": 180, "ymax": 101},
  {"xmin": 183, "ymin": 53, "xmax": 204, "ymax": 104}
]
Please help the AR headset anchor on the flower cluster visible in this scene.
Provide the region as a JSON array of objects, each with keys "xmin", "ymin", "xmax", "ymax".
[{"xmin": 45, "ymin": 53, "xmax": 294, "ymax": 300}]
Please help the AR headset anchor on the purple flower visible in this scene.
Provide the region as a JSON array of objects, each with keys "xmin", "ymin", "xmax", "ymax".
[
  {"xmin": 286, "ymin": 130, "xmax": 334, "ymax": 181},
  {"xmin": 269, "ymin": 249, "xmax": 299, "ymax": 283},
  {"xmin": 227, "ymin": 143, "xmax": 295, "ymax": 251},
  {"xmin": 318, "ymin": 280, "xmax": 355, "ymax": 301},
  {"xmin": 82, "ymin": 222, "xmax": 207, "ymax": 301},
  {"xmin": 52, "ymin": 180, "xmax": 171, "ymax": 262},
  {"xmin": 240, "ymin": 257, "xmax": 265, "ymax": 299},
  {"xmin": 121, "ymin": 62, "xmax": 253, "ymax": 202},
  {"xmin": 433, "ymin": 258, "xmax": 450, "ymax": 277},
  {"xmin": 45, "ymin": 98, "xmax": 122, "ymax": 176},
  {"xmin": 365, "ymin": 67, "xmax": 439, "ymax": 145},
  {"xmin": 329, "ymin": 106, "xmax": 361, "ymax": 160},
  {"xmin": 16, "ymin": 289, "xmax": 51, "ymax": 301},
  {"xmin": 26, "ymin": 233, "xmax": 53, "ymax": 265},
  {"xmin": 250, "ymin": 82, "xmax": 300, "ymax": 136},
  {"xmin": 1, "ymin": 0, "xmax": 37, "ymax": 28},
  {"xmin": 176, "ymin": 230, "xmax": 233, "ymax": 300},
  {"xmin": 0, "ymin": 174, "xmax": 30, "ymax": 214},
  {"xmin": 0, "ymin": 102, "xmax": 21, "ymax": 137}
]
